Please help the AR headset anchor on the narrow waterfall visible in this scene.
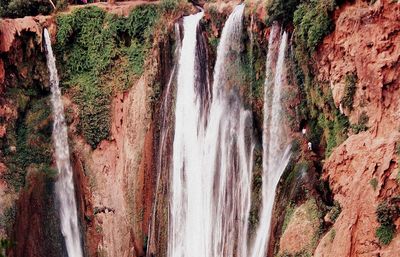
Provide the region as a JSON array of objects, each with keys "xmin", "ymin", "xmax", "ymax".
[
  {"xmin": 169, "ymin": 11, "xmax": 206, "ymax": 257},
  {"xmin": 251, "ymin": 25, "xmax": 291, "ymax": 257},
  {"xmin": 204, "ymin": 4, "xmax": 253, "ymax": 257},
  {"xmin": 146, "ymin": 23, "xmax": 181, "ymax": 257},
  {"xmin": 169, "ymin": 4, "xmax": 253, "ymax": 257},
  {"xmin": 44, "ymin": 28, "xmax": 83, "ymax": 257}
]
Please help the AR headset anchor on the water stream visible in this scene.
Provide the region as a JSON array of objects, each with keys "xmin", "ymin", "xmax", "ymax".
[
  {"xmin": 169, "ymin": 4, "xmax": 254, "ymax": 257},
  {"xmin": 251, "ymin": 25, "xmax": 291, "ymax": 257},
  {"xmin": 44, "ymin": 28, "xmax": 83, "ymax": 257}
]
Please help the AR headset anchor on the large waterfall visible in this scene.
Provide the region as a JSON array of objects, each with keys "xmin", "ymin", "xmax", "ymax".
[
  {"xmin": 169, "ymin": 4, "xmax": 254, "ymax": 257},
  {"xmin": 44, "ymin": 28, "xmax": 83, "ymax": 257},
  {"xmin": 251, "ymin": 25, "xmax": 291, "ymax": 257}
]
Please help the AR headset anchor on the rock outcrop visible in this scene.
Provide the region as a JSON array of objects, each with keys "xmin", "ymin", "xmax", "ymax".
[{"xmin": 310, "ymin": 0, "xmax": 400, "ymax": 256}]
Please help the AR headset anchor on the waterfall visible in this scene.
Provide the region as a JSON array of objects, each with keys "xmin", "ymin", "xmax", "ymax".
[
  {"xmin": 44, "ymin": 28, "xmax": 83, "ymax": 257},
  {"xmin": 169, "ymin": 4, "xmax": 254, "ymax": 257},
  {"xmin": 169, "ymin": 11, "xmax": 206, "ymax": 257},
  {"xmin": 146, "ymin": 23, "xmax": 181, "ymax": 257},
  {"xmin": 251, "ymin": 25, "xmax": 291, "ymax": 257},
  {"xmin": 204, "ymin": 4, "xmax": 253, "ymax": 257}
]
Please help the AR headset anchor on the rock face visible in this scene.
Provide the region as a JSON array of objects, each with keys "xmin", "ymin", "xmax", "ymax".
[
  {"xmin": 1, "ymin": 1, "xmax": 399, "ymax": 257},
  {"xmin": 279, "ymin": 200, "xmax": 321, "ymax": 255},
  {"xmin": 315, "ymin": 133, "xmax": 400, "ymax": 257},
  {"xmin": 0, "ymin": 15, "xmax": 57, "ymax": 250},
  {"xmin": 316, "ymin": 0, "xmax": 400, "ymax": 137},
  {"xmin": 67, "ymin": 49, "xmax": 165, "ymax": 257},
  {"xmin": 311, "ymin": 0, "xmax": 400, "ymax": 256}
]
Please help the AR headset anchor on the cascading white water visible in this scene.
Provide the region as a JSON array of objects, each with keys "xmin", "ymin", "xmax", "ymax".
[
  {"xmin": 169, "ymin": 11, "xmax": 206, "ymax": 257},
  {"xmin": 146, "ymin": 23, "xmax": 181, "ymax": 257},
  {"xmin": 251, "ymin": 25, "xmax": 291, "ymax": 257},
  {"xmin": 204, "ymin": 4, "xmax": 253, "ymax": 257},
  {"xmin": 44, "ymin": 28, "xmax": 83, "ymax": 257},
  {"xmin": 169, "ymin": 4, "xmax": 254, "ymax": 257}
]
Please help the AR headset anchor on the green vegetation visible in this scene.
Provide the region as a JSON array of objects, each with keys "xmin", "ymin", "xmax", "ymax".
[
  {"xmin": 351, "ymin": 111, "xmax": 369, "ymax": 134},
  {"xmin": 279, "ymin": 250, "xmax": 312, "ymax": 257},
  {"xmin": 395, "ymin": 141, "xmax": 400, "ymax": 184},
  {"xmin": 282, "ymin": 203, "xmax": 296, "ymax": 233},
  {"xmin": 376, "ymin": 224, "xmax": 395, "ymax": 245},
  {"xmin": 341, "ymin": 72, "xmax": 357, "ymax": 110},
  {"xmin": 56, "ymin": 5, "xmax": 159, "ymax": 147},
  {"xmin": 375, "ymin": 201, "xmax": 399, "ymax": 245},
  {"xmin": 293, "ymin": 0, "xmax": 336, "ymax": 54},
  {"xmin": 160, "ymin": 0, "xmax": 181, "ymax": 12},
  {"xmin": 317, "ymin": 110, "xmax": 349, "ymax": 157},
  {"xmin": 266, "ymin": 0, "xmax": 300, "ymax": 26},
  {"xmin": 2, "ymin": 97, "xmax": 54, "ymax": 190},
  {"xmin": 0, "ymin": 0, "xmax": 67, "ymax": 18},
  {"xmin": 328, "ymin": 201, "xmax": 341, "ymax": 222},
  {"xmin": 0, "ymin": 239, "xmax": 13, "ymax": 257},
  {"xmin": 0, "ymin": 205, "xmax": 16, "ymax": 231},
  {"xmin": 369, "ymin": 178, "xmax": 378, "ymax": 191},
  {"xmin": 249, "ymin": 149, "xmax": 263, "ymax": 236},
  {"xmin": 329, "ymin": 228, "xmax": 336, "ymax": 242}
]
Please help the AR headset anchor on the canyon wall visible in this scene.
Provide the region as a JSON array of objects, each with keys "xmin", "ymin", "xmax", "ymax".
[{"xmin": 0, "ymin": 1, "xmax": 399, "ymax": 257}]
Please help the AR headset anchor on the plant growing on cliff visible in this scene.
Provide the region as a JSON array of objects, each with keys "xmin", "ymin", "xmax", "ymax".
[
  {"xmin": 376, "ymin": 224, "xmax": 395, "ymax": 245},
  {"xmin": 0, "ymin": 239, "xmax": 13, "ymax": 257},
  {"xmin": 266, "ymin": 0, "xmax": 300, "ymax": 26},
  {"xmin": 341, "ymin": 72, "xmax": 357, "ymax": 110},
  {"xmin": 328, "ymin": 201, "xmax": 341, "ymax": 222},
  {"xmin": 282, "ymin": 202, "xmax": 296, "ymax": 233},
  {"xmin": 3, "ymin": 97, "xmax": 53, "ymax": 189},
  {"xmin": 351, "ymin": 111, "xmax": 369, "ymax": 134},
  {"xmin": 0, "ymin": 0, "xmax": 58, "ymax": 18},
  {"xmin": 369, "ymin": 178, "xmax": 378, "ymax": 191},
  {"xmin": 375, "ymin": 201, "xmax": 399, "ymax": 245},
  {"xmin": 293, "ymin": 0, "xmax": 336, "ymax": 54},
  {"xmin": 56, "ymin": 5, "xmax": 159, "ymax": 148}
]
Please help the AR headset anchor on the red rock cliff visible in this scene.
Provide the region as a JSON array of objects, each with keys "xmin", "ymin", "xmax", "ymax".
[{"xmin": 313, "ymin": 0, "xmax": 400, "ymax": 256}]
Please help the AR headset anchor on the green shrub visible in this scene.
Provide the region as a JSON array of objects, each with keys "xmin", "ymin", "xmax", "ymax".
[
  {"xmin": 328, "ymin": 201, "xmax": 341, "ymax": 222},
  {"xmin": 375, "ymin": 201, "xmax": 399, "ymax": 245},
  {"xmin": 266, "ymin": 0, "xmax": 300, "ymax": 26},
  {"xmin": 0, "ymin": 205, "xmax": 16, "ymax": 230},
  {"xmin": 56, "ymin": 5, "xmax": 159, "ymax": 148},
  {"xmin": 126, "ymin": 39, "xmax": 147, "ymax": 75},
  {"xmin": 329, "ymin": 229, "xmax": 336, "ymax": 242},
  {"xmin": 160, "ymin": 0, "xmax": 180, "ymax": 13},
  {"xmin": 351, "ymin": 111, "xmax": 369, "ymax": 133},
  {"xmin": 0, "ymin": 0, "xmax": 55, "ymax": 18},
  {"xmin": 282, "ymin": 203, "xmax": 296, "ymax": 233},
  {"xmin": 341, "ymin": 72, "xmax": 357, "ymax": 110},
  {"xmin": 3, "ymin": 97, "xmax": 53, "ymax": 190},
  {"xmin": 0, "ymin": 238, "xmax": 13, "ymax": 257},
  {"xmin": 370, "ymin": 178, "xmax": 378, "ymax": 191},
  {"xmin": 376, "ymin": 201, "xmax": 397, "ymax": 226},
  {"xmin": 376, "ymin": 224, "xmax": 395, "ymax": 245},
  {"xmin": 125, "ymin": 5, "xmax": 159, "ymax": 42},
  {"xmin": 293, "ymin": 0, "xmax": 335, "ymax": 53}
]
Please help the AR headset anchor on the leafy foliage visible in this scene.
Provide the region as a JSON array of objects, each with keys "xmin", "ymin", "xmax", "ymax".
[
  {"xmin": 282, "ymin": 203, "xmax": 296, "ymax": 233},
  {"xmin": 375, "ymin": 201, "xmax": 399, "ymax": 245},
  {"xmin": 376, "ymin": 224, "xmax": 395, "ymax": 245},
  {"xmin": 328, "ymin": 201, "xmax": 341, "ymax": 222},
  {"xmin": 2, "ymin": 97, "xmax": 53, "ymax": 190},
  {"xmin": 0, "ymin": 239, "xmax": 13, "ymax": 257},
  {"xmin": 341, "ymin": 72, "xmax": 357, "ymax": 110},
  {"xmin": 293, "ymin": 0, "xmax": 336, "ymax": 53},
  {"xmin": 369, "ymin": 178, "xmax": 378, "ymax": 191},
  {"xmin": 266, "ymin": 0, "xmax": 300, "ymax": 26},
  {"xmin": 0, "ymin": 0, "xmax": 67, "ymax": 18},
  {"xmin": 351, "ymin": 111, "xmax": 369, "ymax": 134},
  {"xmin": 56, "ymin": 5, "xmax": 159, "ymax": 147},
  {"xmin": 0, "ymin": 206, "xmax": 16, "ymax": 231}
]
